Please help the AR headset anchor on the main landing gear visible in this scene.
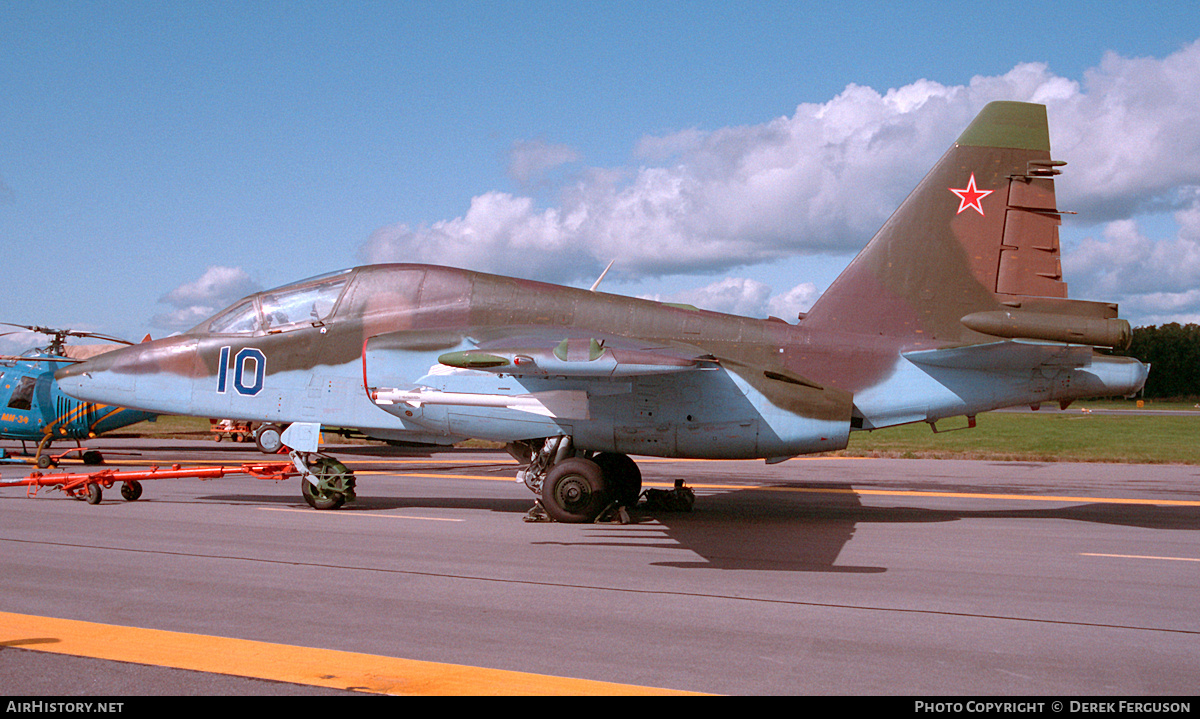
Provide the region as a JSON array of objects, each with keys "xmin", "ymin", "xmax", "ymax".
[
  {"xmin": 510, "ymin": 437, "xmax": 645, "ymax": 523},
  {"xmin": 254, "ymin": 423, "xmax": 285, "ymax": 454}
]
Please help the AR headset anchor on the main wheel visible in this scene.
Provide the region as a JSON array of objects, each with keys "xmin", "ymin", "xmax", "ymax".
[
  {"xmin": 300, "ymin": 456, "xmax": 353, "ymax": 510},
  {"xmin": 121, "ymin": 480, "xmax": 143, "ymax": 501},
  {"xmin": 593, "ymin": 453, "xmax": 642, "ymax": 507},
  {"xmin": 255, "ymin": 423, "xmax": 284, "ymax": 454},
  {"xmin": 541, "ymin": 457, "xmax": 609, "ymax": 523}
]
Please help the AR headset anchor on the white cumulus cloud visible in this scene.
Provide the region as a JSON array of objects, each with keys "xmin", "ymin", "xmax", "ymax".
[
  {"xmin": 361, "ymin": 40, "xmax": 1200, "ymax": 324},
  {"xmin": 507, "ymin": 138, "xmax": 582, "ymax": 187},
  {"xmin": 666, "ymin": 277, "xmax": 774, "ymax": 317},
  {"xmin": 152, "ymin": 266, "xmax": 261, "ymax": 330},
  {"xmin": 1065, "ymin": 199, "xmax": 1200, "ymax": 325}
]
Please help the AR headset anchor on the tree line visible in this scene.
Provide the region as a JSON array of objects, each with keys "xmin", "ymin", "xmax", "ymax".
[{"xmin": 1117, "ymin": 323, "xmax": 1200, "ymax": 399}]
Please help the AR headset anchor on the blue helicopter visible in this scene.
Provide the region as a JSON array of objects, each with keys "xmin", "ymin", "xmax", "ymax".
[{"xmin": 1, "ymin": 324, "xmax": 156, "ymax": 468}]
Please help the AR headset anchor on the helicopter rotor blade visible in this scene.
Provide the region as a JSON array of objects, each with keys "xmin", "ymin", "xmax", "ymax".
[
  {"xmin": 65, "ymin": 330, "xmax": 135, "ymax": 345},
  {"xmin": 0, "ymin": 323, "xmax": 135, "ymax": 345},
  {"xmin": 0, "ymin": 354, "xmax": 81, "ymax": 363}
]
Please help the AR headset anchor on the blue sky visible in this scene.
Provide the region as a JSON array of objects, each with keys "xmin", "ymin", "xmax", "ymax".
[{"xmin": 3, "ymin": 1, "xmax": 1200, "ymax": 351}]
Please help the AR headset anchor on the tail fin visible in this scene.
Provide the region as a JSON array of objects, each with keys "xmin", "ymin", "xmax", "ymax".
[{"xmin": 804, "ymin": 102, "xmax": 1123, "ymax": 347}]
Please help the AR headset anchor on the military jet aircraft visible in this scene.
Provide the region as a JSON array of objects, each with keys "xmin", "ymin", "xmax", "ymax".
[{"xmin": 56, "ymin": 102, "xmax": 1149, "ymax": 520}]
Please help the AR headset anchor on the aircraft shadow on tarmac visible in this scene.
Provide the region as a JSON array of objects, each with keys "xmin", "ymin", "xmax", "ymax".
[
  {"xmin": 522, "ymin": 484, "xmax": 892, "ymax": 573},
  {"xmin": 175, "ymin": 480, "xmax": 1200, "ymax": 576},
  {"xmin": 530, "ymin": 483, "xmax": 1200, "ymax": 574}
]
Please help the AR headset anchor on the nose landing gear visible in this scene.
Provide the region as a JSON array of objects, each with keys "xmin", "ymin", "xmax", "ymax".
[{"xmin": 281, "ymin": 422, "xmax": 356, "ymax": 510}]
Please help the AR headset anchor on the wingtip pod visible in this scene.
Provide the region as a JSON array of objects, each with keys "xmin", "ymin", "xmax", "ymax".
[
  {"xmin": 960, "ymin": 310, "xmax": 1133, "ymax": 350},
  {"xmin": 955, "ymin": 101, "xmax": 1051, "ymax": 152}
]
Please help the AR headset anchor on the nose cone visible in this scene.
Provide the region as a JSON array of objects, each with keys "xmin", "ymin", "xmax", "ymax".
[
  {"xmin": 56, "ymin": 344, "xmax": 141, "ymax": 405},
  {"xmin": 56, "ymin": 337, "xmax": 202, "ymax": 414}
]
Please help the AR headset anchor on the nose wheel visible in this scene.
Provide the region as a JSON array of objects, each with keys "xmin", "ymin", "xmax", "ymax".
[{"xmin": 295, "ymin": 454, "xmax": 356, "ymax": 510}]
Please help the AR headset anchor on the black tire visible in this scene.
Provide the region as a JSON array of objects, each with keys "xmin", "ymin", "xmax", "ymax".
[
  {"xmin": 541, "ymin": 457, "xmax": 609, "ymax": 523},
  {"xmin": 37, "ymin": 454, "xmax": 52, "ymax": 469},
  {"xmin": 593, "ymin": 453, "xmax": 642, "ymax": 507},
  {"xmin": 255, "ymin": 424, "xmax": 284, "ymax": 454},
  {"xmin": 120, "ymin": 480, "xmax": 143, "ymax": 501},
  {"xmin": 85, "ymin": 484, "xmax": 102, "ymax": 505},
  {"xmin": 82, "ymin": 450, "xmax": 103, "ymax": 465},
  {"xmin": 301, "ymin": 477, "xmax": 345, "ymax": 510},
  {"xmin": 300, "ymin": 457, "xmax": 352, "ymax": 510}
]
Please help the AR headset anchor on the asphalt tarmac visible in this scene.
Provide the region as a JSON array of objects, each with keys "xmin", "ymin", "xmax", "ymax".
[{"xmin": 2, "ymin": 438, "xmax": 1198, "ymax": 696}]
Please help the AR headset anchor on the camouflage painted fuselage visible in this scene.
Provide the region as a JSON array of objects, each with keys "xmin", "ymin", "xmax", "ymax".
[
  {"xmin": 2, "ymin": 355, "xmax": 155, "ymax": 444},
  {"xmin": 56, "ymin": 102, "xmax": 1149, "ymax": 460},
  {"xmin": 55, "ymin": 265, "xmax": 854, "ymax": 458}
]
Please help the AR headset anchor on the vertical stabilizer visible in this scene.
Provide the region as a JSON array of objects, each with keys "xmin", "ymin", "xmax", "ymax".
[{"xmin": 804, "ymin": 102, "xmax": 1074, "ymax": 345}]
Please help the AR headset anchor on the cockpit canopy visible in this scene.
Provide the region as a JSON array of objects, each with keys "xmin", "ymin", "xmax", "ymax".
[{"xmin": 196, "ymin": 269, "xmax": 354, "ymax": 335}]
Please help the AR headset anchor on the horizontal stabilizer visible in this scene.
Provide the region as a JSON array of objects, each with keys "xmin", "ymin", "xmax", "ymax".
[{"xmin": 904, "ymin": 340, "xmax": 1094, "ymax": 371}]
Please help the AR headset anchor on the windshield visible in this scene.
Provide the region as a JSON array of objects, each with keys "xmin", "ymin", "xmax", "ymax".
[
  {"xmin": 206, "ymin": 299, "xmax": 262, "ymax": 334},
  {"xmin": 195, "ymin": 269, "xmax": 354, "ymax": 335}
]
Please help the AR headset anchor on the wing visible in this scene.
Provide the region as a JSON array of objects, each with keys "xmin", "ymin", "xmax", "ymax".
[
  {"xmin": 362, "ymin": 327, "xmax": 714, "ymax": 421},
  {"xmin": 441, "ymin": 329, "xmax": 717, "ymax": 378}
]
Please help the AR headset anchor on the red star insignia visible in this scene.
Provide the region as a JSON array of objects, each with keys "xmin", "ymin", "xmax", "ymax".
[{"xmin": 949, "ymin": 173, "xmax": 994, "ymax": 216}]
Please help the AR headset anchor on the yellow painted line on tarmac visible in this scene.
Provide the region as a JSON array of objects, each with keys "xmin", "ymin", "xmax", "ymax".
[
  {"xmin": 342, "ymin": 457, "xmax": 841, "ymax": 469},
  {"xmin": 1082, "ymin": 553, "xmax": 1200, "ymax": 563},
  {"xmin": 72, "ymin": 455, "xmax": 844, "ymax": 470},
  {"xmin": 312, "ymin": 459, "xmax": 515, "ymax": 468},
  {"xmin": 58, "ymin": 456, "xmax": 1198, "ymax": 509},
  {"xmin": 0, "ymin": 611, "xmax": 696, "ymax": 696},
  {"xmin": 390, "ymin": 472, "xmax": 522, "ymax": 481},
  {"xmin": 759, "ymin": 485, "xmax": 1200, "ymax": 507},
  {"xmin": 378, "ymin": 472, "xmax": 1200, "ymax": 507},
  {"xmin": 632, "ymin": 456, "xmax": 849, "ymax": 463}
]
